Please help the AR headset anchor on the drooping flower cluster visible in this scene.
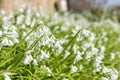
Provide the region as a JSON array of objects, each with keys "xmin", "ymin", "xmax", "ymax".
[{"xmin": 0, "ymin": 12, "xmax": 19, "ymax": 49}]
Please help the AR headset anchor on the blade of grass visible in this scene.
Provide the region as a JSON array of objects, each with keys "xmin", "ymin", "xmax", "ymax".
[{"xmin": 55, "ymin": 29, "xmax": 82, "ymax": 68}]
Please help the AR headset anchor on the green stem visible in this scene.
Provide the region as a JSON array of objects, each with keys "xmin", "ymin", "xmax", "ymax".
[{"xmin": 56, "ymin": 29, "xmax": 82, "ymax": 68}]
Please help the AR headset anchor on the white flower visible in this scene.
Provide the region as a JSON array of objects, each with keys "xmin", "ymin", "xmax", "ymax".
[
  {"xmin": 109, "ymin": 68, "xmax": 118, "ymax": 80},
  {"xmin": 18, "ymin": 5, "xmax": 26, "ymax": 13},
  {"xmin": 21, "ymin": 24, "xmax": 26, "ymax": 29},
  {"xmin": 39, "ymin": 50, "xmax": 50, "ymax": 61},
  {"xmin": 31, "ymin": 18, "xmax": 36, "ymax": 27},
  {"xmin": 24, "ymin": 55, "xmax": 33, "ymax": 65},
  {"xmin": 1, "ymin": 37, "xmax": 14, "ymax": 46},
  {"xmin": 38, "ymin": 26, "xmax": 49, "ymax": 35},
  {"xmin": 2, "ymin": 72, "xmax": 11, "ymax": 80},
  {"xmin": 33, "ymin": 59, "xmax": 38, "ymax": 66},
  {"xmin": 16, "ymin": 15, "xmax": 24, "ymax": 24},
  {"xmin": 25, "ymin": 16, "xmax": 31, "ymax": 26},
  {"xmin": 40, "ymin": 65, "xmax": 52, "ymax": 76},
  {"xmin": 81, "ymin": 30, "xmax": 95, "ymax": 42},
  {"xmin": 94, "ymin": 53, "xmax": 104, "ymax": 67},
  {"xmin": 2, "ymin": 16, "xmax": 9, "ymax": 23},
  {"xmin": 82, "ymin": 42, "xmax": 93, "ymax": 51},
  {"xmin": 102, "ymin": 77, "xmax": 109, "ymax": 80},
  {"xmin": 82, "ymin": 30, "xmax": 90, "ymax": 37},
  {"xmin": 25, "ymin": 50, "xmax": 33, "ymax": 54},
  {"xmin": 8, "ymin": 12, "xmax": 14, "ymax": 19},
  {"xmin": 61, "ymin": 26, "xmax": 68, "ymax": 31},
  {"xmin": 43, "ymin": 66, "xmax": 52, "ymax": 74},
  {"xmin": 70, "ymin": 65, "xmax": 78, "ymax": 73},
  {"xmin": 2, "ymin": 72, "xmax": 16, "ymax": 80},
  {"xmin": 1, "ymin": 17, "xmax": 19, "ymax": 46},
  {"xmin": 0, "ymin": 30, "xmax": 3, "ymax": 37},
  {"xmin": 74, "ymin": 51, "xmax": 83, "ymax": 64},
  {"xmin": 73, "ymin": 44, "xmax": 79, "ymax": 53},
  {"xmin": 110, "ymin": 53, "xmax": 115, "ymax": 61},
  {"xmin": 93, "ymin": 66, "xmax": 102, "ymax": 73},
  {"xmin": 12, "ymin": 38, "xmax": 19, "ymax": 43},
  {"xmin": 79, "ymin": 65, "xmax": 83, "ymax": 70},
  {"xmin": 4, "ymin": 75, "xmax": 11, "ymax": 80},
  {"xmin": 100, "ymin": 46, "xmax": 106, "ymax": 53},
  {"xmin": 102, "ymin": 67, "xmax": 118, "ymax": 80},
  {"xmin": 54, "ymin": 41, "xmax": 61, "ymax": 48},
  {"xmin": 86, "ymin": 47, "xmax": 98, "ymax": 60},
  {"xmin": 64, "ymin": 51, "xmax": 70, "ymax": 59},
  {"xmin": 54, "ymin": 40, "xmax": 63, "ymax": 54},
  {"xmin": 88, "ymin": 33, "xmax": 95, "ymax": 42},
  {"xmin": 36, "ymin": 12, "xmax": 40, "ymax": 17},
  {"xmin": 0, "ymin": 10, "xmax": 6, "ymax": 15},
  {"xmin": 102, "ymin": 67, "xmax": 110, "ymax": 74},
  {"xmin": 56, "ymin": 45, "xmax": 63, "ymax": 54}
]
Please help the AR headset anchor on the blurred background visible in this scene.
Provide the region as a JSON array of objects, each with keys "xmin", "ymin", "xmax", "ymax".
[{"xmin": 0, "ymin": 0, "xmax": 120, "ymax": 13}]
